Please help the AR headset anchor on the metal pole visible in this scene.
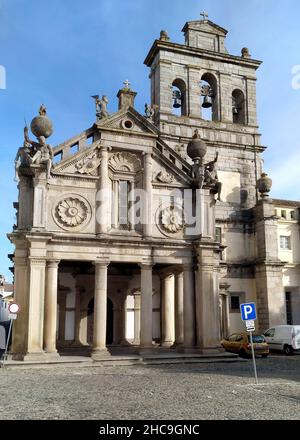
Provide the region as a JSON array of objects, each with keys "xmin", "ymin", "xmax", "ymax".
[
  {"xmin": 249, "ymin": 331, "xmax": 258, "ymax": 384},
  {"xmin": 1, "ymin": 320, "xmax": 13, "ymax": 368}
]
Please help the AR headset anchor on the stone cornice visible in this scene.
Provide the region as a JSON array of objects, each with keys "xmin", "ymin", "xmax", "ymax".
[{"xmin": 144, "ymin": 39, "xmax": 262, "ymax": 69}]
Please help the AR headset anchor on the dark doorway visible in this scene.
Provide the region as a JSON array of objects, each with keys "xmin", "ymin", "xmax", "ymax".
[
  {"xmin": 87, "ymin": 297, "xmax": 114, "ymax": 345},
  {"xmin": 286, "ymin": 292, "xmax": 292, "ymax": 325}
]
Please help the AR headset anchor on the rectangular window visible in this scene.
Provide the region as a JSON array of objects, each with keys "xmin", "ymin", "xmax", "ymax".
[
  {"xmin": 230, "ymin": 292, "xmax": 245, "ymax": 313},
  {"xmin": 280, "ymin": 236, "xmax": 291, "ymax": 250},
  {"xmin": 230, "ymin": 296, "xmax": 240, "ymax": 311},
  {"xmin": 215, "ymin": 227, "xmax": 222, "ymax": 243},
  {"xmin": 290, "ymin": 210, "xmax": 295, "ymax": 220},
  {"xmin": 119, "ymin": 181, "xmax": 129, "ymax": 230},
  {"xmin": 281, "ymin": 210, "xmax": 286, "ymax": 219}
]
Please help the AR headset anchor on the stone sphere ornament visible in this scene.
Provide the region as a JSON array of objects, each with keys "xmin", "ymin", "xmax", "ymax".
[
  {"xmin": 30, "ymin": 104, "xmax": 54, "ymax": 139},
  {"xmin": 187, "ymin": 129, "xmax": 207, "ymax": 161},
  {"xmin": 257, "ymin": 173, "xmax": 273, "ymax": 199}
]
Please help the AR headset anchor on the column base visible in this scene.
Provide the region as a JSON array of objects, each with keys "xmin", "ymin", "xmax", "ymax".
[
  {"xmin": 171, "ymin": 342, "xmax": 184, "ymax": 349},
  {"xmin": 12, "ymin": 351, "xmax": 48, "ymax": 362},
  {"xmin": 91, "ymin": 348, "xmax": 111, "ymax": 360},
  {"xmin": 119, "ymin": 339, "xmax": 132, "ymax": 347},
  {"xmin": 160, "ymin": 341, "xmax": 174, "ymax": 348},
  {"xmin": 44, "ymin": 351, "xmax": 61, "ymax": 360}
]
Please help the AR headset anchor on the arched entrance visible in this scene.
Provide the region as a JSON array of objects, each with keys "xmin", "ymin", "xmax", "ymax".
[{"xmin": 87, "ymin": 297, "xmax": 114, "ymax": 345}]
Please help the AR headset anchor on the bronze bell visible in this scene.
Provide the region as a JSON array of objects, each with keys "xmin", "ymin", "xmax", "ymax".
[
  {"xmin": 172, "ymin": 90, "xmax": 182, "ymax": 108},
  {"xmin": 202, "ymin": 95, "xmax": 213, "ymax": 108}
]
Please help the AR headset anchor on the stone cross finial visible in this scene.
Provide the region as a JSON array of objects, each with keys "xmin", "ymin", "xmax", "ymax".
[
  {"xmin": 123, "ymin": 80, "xmax": 131, "ymax": 89},
  {"xmin": 200, "ymin": 11, "xmax": 208, "ymax": 21}
]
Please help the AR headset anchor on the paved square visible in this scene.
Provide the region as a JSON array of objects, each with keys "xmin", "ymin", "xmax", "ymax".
[{"xmin": 0, "ymin": 355, "xmax": 299, "ymax": 420}]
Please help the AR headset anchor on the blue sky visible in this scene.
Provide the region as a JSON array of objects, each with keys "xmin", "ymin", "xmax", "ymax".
[{"xmin": 1, "ymin": 0, "xmax": 300, "ymax": 280}]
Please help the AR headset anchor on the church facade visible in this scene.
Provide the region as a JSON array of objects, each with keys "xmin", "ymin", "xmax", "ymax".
[{"xmin": 8, "ymin": 16, "xmax": 299, "ymax": 361}]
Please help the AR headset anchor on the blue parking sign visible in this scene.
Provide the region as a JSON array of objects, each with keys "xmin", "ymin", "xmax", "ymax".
[{"xmin": 240, "ymin": 303, "xmax": 257, "ymax": 321}]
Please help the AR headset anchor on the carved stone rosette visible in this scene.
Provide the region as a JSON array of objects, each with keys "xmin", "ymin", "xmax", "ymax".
[
  {"xmin": 160, "ymin": 206, "xmax": 184, "ymax": 234},
  {"xmin": 53, "ymin": 194, "xmax": 92, "ymax": 231}
]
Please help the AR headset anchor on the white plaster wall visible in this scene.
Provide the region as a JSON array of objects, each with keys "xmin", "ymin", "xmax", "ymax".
[
  {"xmin": 277, "ymin": 222, "xmax": 300, "ymax": 264},
  {"xmin": 218, "ymin": 171, "xmax": 241, "ymax": 204}
]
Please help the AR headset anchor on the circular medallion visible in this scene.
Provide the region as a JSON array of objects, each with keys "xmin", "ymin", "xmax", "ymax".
[
  {"xmin": 53, "ymin": 194, "xmax": 92, "ymax": 231},
  {"xmin": 156, "ymin": 205, "xmax": 184, "ymax": 236}
]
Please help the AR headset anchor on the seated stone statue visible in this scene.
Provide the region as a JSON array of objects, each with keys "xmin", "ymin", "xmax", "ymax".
[
  {"xmin": 204, "ymin": 152, "xmax": 222, "ymax": 201},
  {"xmin": 30, "ymin": 136, "xmax": 53, "ymax": 179},
  {"xmin": 191, "ymin": 159, "xmax": 205, "ymax": 189},
  {"xmin": 14, "ymin": 127, "xmax": 34, "ymax": 182}
]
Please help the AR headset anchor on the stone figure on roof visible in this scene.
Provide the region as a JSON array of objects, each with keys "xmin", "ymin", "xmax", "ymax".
[
  {"xmin": 92, "ymin": 95, "xmax": 110, "ymax": 120},
  {"xmin": 204, "ymin": 152, "xmax": 222, "ymax": 201},
  {"xmin": 14, "ymin": 127, "xmax": 34, "ymax": 182}
]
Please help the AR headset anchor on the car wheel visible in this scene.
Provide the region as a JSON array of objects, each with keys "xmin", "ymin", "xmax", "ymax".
[
  {"xmin": 261, "ymin": 354, "xmax": 268, "ymax": 358},
  {"xmin": 283, "ymin": 345, "xmax": 293, "ymax": 356}
]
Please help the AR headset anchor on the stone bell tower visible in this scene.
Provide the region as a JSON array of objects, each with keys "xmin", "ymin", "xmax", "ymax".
[{"xmin": 144, "ymin": 14, "xmax": 264, "ymax": 209}]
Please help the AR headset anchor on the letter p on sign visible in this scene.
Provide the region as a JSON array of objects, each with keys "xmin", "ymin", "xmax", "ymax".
[{"xmin": 240, "ymin": 303, "xmax": 257, "ymax": 321}]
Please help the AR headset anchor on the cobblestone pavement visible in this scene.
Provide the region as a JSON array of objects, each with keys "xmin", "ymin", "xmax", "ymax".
[{"xmin": 0, "ymin": 354, "xmax": 299, "ymax": 420}]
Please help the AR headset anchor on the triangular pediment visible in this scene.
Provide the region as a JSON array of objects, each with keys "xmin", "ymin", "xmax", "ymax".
[
  {"xmin": 182, "ymin": 20, "xmax": 228, "ymax": 36},
  {"xmin": 95, "ymin": 107, "xmax": 159, "ymax": 136}
]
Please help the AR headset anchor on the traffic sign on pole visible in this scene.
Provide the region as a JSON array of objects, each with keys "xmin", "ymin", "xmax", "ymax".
[
  {"xmin": 246, "ymin": 320, "xmax": 255, "ymax": 332},
  {"xmin": 240, "ymin": 303, "xmax": 257, "ymax": 321},
  {"xmin": 8, "ymin": 303, "xmax": 20, "ymax": 315}
]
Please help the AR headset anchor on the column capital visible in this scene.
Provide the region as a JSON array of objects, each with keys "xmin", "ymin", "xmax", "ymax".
[
  {"xmin": 139, "ymin": 262, "xmax": 153, "ymax": 270},
  {"xmin": 99, "ymin": 145, "xmax": 108, "ymax": 153},
  {"xmin": 46, "ymin": 260, "xmax": 60, "ymax": 268},
  {"xmin": 93, "ymin": 259, "xmax": 110, "ymax": 267},
  {"xmin": 183, "ymin": 263, "xmax": 193, "ymax": 272}
]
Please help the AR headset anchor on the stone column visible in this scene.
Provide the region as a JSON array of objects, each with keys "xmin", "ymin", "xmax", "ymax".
[
  {"xmin": 183, "ymin": 264, "xmax": 195, "ymax": 349},
  {"xmin": 74, "ymin": 286, "xmax": 82, "ymax": 345},
  {"xmin": 196, "ymin": 247, "xmax": 221, "ymax": 353},
  {"xmin": 25, "ymin": 258, "xmax": 47, "ymax": 360},
  {"xmin": 44, "ymin": 260, "xmax": 60, "ymax": 356},
  {"xmin": 133, "ymin": 293, "xmax": 141, "ymax": 345},
  {"xmin": 79, "ymin": 306, "xmax": 88, "ymax": 346},
  {"xmin": 119, "ymin": 297, "xmax": 129, "ymax": 345},
  {"xmin": 11, "ymin": 257, "xmax": 28, "ymax": 357},
  {"xmin": 97, "ymin": 146, "xmax": 110, "ymax": 234},
  {"xmin": 92, "ymin": 261, "xmax": 110, "ymax": 358},
  {"xmin": 174, "ymin": 270, "xmax": 184, "ymax": 346},
  {"xmin": 143, "ymin": 153, "xmax": 152, "ymax": 238},
  {"xmin": 219, "ymin": 283, "xmax": 231, "ymax": 339},
  {"xmin": 58, "ymin": 293, "xmax": 66, "ymax": 345},
  {"xmin": 140, "ymin": 264, "xmax": 153, "ymax": 349},
  {"xmin": 161, "ymin": 273, "xmax": 175, "ymax": 347}
]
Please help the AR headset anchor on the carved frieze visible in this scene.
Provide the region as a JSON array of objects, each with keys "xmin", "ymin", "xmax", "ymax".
[
  {"xmin": 75, "ymin": 150, "xmax": 101, "ymax": 175},
  {"xmin": 155, "ymin": 170, "xmax": 174, "ymax": 184}
]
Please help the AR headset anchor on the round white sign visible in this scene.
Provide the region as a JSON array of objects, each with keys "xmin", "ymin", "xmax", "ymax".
[{"xmin": 8, "ymin": 303, "xmax": 20, "ymax": 314}]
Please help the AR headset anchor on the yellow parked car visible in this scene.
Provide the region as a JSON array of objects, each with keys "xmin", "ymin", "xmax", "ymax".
[{"xmin": 221, "ymin": 333, "xmax": 269, "ymax": 358}]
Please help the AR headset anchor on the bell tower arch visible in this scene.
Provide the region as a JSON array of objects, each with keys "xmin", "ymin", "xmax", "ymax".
[{"xmin": 145, "ymin": 17, "xmax": 261, "ymax": 128}]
